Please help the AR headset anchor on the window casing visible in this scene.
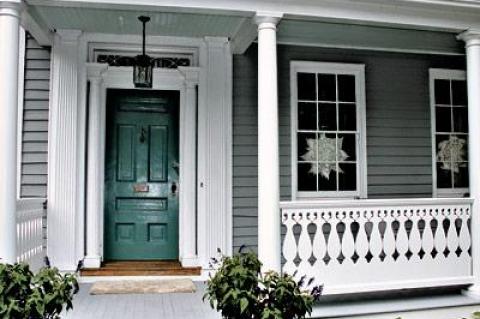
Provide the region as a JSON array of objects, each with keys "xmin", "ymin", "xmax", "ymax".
[
  {"xmin": 430, "ymin": 69, "xmax": 469, "ymax": 198},
  {"xmin": 291, "ymin": 62, "xmax": 367, "ymax": 199}
]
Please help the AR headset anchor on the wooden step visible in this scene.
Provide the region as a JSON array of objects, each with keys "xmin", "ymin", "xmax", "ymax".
[{"xmin": 80, "ymin": 260, "xmax": 201, "ymax": 277}]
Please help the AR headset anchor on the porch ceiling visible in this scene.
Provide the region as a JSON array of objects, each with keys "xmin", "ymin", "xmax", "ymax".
[
  {"xmin": 27, "ymin": 4, "xmax": 464, "ymax": 56},
  {"xmin": 28, "ymin": 5, "xmax": 247, "ymax": 38}
]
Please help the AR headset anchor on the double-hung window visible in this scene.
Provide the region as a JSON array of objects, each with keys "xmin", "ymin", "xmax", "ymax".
[
  {"xmin": 430, "ymin": 69, "xmax": 469, "ymax": 197},
  {"xmin": 291, "ymin": 62, "xmax": 367, "ymax": 199}
]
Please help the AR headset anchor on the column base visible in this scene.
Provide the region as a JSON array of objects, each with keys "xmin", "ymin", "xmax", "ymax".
[
  {"xmin": 83, "ymin": 256, "xmax": 101, "ymax": 269},
  {"xmin": 462, "ymin": 285, "xmax": 480, "ymax": 299},
  {"xmin": 180, "ymin": 255, "xmax": 200, "ymax": 268}
]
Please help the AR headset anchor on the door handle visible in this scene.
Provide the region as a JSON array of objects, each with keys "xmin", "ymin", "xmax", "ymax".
[{"xmin": 171, "ymin": 182, "xmax": 178, "ymax": 196}]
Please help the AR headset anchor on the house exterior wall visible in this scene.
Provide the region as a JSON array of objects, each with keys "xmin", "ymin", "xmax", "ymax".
[
  {"xmin": 20, "ymin": 33, "xmax": 50, "ymax": 198},
  {"xmin": 232, "ymin": 43, "xmax": 465, "ymax": 252}
]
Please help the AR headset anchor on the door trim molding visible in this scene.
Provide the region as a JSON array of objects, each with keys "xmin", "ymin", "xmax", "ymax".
[{"xmin": 85, "ymin": 65, "xmax": 200, "ymax": 267}]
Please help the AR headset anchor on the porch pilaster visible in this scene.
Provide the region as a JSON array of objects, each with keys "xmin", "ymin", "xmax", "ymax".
[
  {"xmin": 254, "ymin": 13, "xmax": 283, "ymax": 273},
  {"xmin": 47, "ymin": 29, "xmax": 83, "ymax": 271},
  {"xmin": 458, "ymin": 29, "xmax": 480, "ymax": 295},
  {"xmin": 0, "ymin": 0, "xmax": 22, "ymax": 264},
  {"xmin": 84, "ymin": 63, "xmax": 108, "ymax": 268}
]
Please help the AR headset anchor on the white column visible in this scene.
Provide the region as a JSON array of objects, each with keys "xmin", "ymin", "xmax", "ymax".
[
  {"xmin": 0, "ymin": 0, "xmax": 22, "ymax": 264},
  {"xmin": 47, "ymin": 30, "xmax": 82, "ymax": 271},
  {"xmin": 84, "ymin": 63, "xmax": 108, "ymax": 268},
  {"xmin": 458, "ymin": 30, "xmax": 480, "ymax": 295},
  {"xmin": 254, "ymin": 13, "xmax": 282, "ymax": 273}
]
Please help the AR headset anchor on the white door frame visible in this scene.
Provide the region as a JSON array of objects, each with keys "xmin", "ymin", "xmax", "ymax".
[{"xmin": 84, "ymin": 65, "xmax": 200, "ymax": 267}]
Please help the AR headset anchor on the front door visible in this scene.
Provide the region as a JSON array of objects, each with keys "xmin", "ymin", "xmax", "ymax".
[{"xmin": 104, "ymin": 89, "xmax": 179, "ymax": 260}]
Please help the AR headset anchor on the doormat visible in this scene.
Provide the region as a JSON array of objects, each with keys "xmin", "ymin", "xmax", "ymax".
[{"xmin": 90, "ymin": 279, "xmax": 196, "ymax": 295}]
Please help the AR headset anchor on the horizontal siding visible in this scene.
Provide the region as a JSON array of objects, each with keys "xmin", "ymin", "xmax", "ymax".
[
  {"xmin": 232, "ymin": 43, "xmax": 465, "ymax": 252},
  {"xmin": 20, "ymin": 34, "xmax": 50, "ymax": 198}
]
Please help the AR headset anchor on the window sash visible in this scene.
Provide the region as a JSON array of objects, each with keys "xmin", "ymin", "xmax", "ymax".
[
  {"xmin": 429, "ymin": 69, "xmax": 469, "ymax": 198},
  {"xmin": 291, "ymin": 61, "xmax": 367, "ymax": 199}
]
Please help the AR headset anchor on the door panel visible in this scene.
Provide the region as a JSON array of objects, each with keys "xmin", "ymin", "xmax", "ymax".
[{"xmin": 104, "ymin": 89, "xmax": 179, "ymax": 260}]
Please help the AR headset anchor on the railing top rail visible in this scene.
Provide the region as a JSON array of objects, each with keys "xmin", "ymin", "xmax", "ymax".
[{"xmin": 280, "ymin": 197, "xmax": 474, "ymax": 210}]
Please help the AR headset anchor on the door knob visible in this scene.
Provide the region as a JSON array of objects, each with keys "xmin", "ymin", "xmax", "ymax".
[{"xmin": 171, "ymin": 182, "xmax": 178, "ymax": 196}]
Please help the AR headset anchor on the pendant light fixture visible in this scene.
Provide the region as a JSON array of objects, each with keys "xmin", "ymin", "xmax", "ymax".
[{"xmin": 133, "ymin": 16, "xmax": 153, "ymax": 88}]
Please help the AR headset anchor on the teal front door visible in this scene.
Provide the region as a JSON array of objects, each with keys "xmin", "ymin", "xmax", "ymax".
[{"xmin": 104, "ymin": 89, "xmax": 179, "ymax": 260}]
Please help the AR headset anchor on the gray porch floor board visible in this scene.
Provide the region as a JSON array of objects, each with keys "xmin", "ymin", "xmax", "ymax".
[{"xmin": 62, "ymin": 282, "xmax": 221, "ymax": 319}]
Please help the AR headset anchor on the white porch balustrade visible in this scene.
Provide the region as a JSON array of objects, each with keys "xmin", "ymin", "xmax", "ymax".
[
  {"xmin": 281, "ymin": 198, "xmax": 473, "ymax": 295},
  {"xmin": 16, "ymin": 199, "xmax": 46, "ymax": 271}
]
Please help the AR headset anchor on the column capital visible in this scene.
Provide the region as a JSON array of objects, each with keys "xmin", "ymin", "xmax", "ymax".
[
  {"xmin": 0, "ymin": 0, "xmax": 24, "ymax": 18},
  {"xmin": 457, "ymin": 29, "xmax": 480, "ymax": 47},
  {"xmin": 254, "ymin": 12, "xmax": 283, "ymax": 28},
  {"xmin": 86, "ymin": 62, "xmax": 108, "ymax": 80}
]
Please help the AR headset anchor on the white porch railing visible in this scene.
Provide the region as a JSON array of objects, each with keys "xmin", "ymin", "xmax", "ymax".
[
  {"xmin": 16, "ymin": 198, "xmax": 46, "ymax": 271},
  {"xmin": 281, "ymin": 198, "xmax": 474, "ymax": 295}
]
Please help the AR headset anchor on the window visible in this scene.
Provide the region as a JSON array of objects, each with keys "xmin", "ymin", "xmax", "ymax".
[
  {"xmin": 430, "ymin": 69, "xmax": 469, "ymax": 197},
  {"xmin": 291, "ymin": 62, "xmax": 367, "ymax": 199}
]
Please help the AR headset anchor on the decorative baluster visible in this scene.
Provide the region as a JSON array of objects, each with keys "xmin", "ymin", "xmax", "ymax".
[
  {"xmin": 282, "ymin": 211, "xmax": 297, "ymax": 275},
  {"xmin": 369, "ymin": 210, "xmax": 383, "ymax": 263},
  {"xmin": 434, "ymin": 209, "xmax": 447, "ymax": 260},
  {"xmin": 383, "ymin": 210, "xmax": 396, "ymax": 262},
  {"xmin": 446, "ymin": 208, "xmax": 459, "ymax": 259},
  {"xmin": 298, "ymin": 212, "xmax": 313, "ymax": 276},
  {"xmin": 422, "ymin": 209, "xmax": 434, "ymax": 261},
  {"xmin": 312, "ymin": 211, "xmax": 327, "ymax": 267},
  {"xmin": 459, "ymin": 207, "xmax": 471, "ymax": 258},
  {"xmin": 327, "ymin": 212, "xmax": 341, "ymax": 265},
  {"xmin": 341, "ymin": 211, "xmax": 355, "ymax": 265},
  {"xmin": 396, "ymin": 209, "xmax": 409, "ymax": 262},
  {"xmin": 355, "ymin": 210, "xmax": 369, "ymax": 264},
  {"xmin": 409, "ymin": 210, "xmax": 422, "ymax": 262}
]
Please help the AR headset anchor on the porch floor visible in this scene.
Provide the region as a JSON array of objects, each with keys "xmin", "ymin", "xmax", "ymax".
[{"xmin": 62, "ymin": 282, "xmax": 221, "ymax": 319}]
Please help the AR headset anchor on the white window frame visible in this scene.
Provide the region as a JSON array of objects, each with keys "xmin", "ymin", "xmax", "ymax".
[
  {"xmin": 290, "ymin": 61, "xmax": 367, "ymax": 200},
  {"xmin": 429, "ymin": 68, "xmax": 468, "ymax": 198}
]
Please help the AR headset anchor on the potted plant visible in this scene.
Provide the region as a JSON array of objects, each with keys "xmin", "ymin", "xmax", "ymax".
[
  {"xmin": 204, "ymin": 250, "xmax": 322, "ymax": 319},
  {"xmin": 0, "ymin": 262, "xmax": 79, "ymax": 319}
]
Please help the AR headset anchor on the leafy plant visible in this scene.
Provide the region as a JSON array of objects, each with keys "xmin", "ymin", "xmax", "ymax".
[
  {"xmin": 204, "ymin": 250, "xmax": 322, "ymax": 319},
  {"xmin": 0, "ymin": 262, "xmax": 79, "ymax": 319}
]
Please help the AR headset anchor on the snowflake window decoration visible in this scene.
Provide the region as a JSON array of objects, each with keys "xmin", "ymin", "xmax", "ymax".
[
  {"xmin": 301, "ymin": 133, "xmax": 349, "ymax": 180},
  {"xmin": 437, "ymin": 135, "xmax": 467, "ymax": 173}
]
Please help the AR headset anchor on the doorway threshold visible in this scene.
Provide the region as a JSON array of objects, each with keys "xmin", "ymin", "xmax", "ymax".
[{"xmin": 80, "ymin": 260, "xmax": 201, "ymax": 277}]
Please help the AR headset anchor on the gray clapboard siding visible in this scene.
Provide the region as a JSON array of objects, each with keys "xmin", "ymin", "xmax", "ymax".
[
  {"xmin": 232, "ymin": 43, "xmax": 465, "ymax": 252},
  {"xmin": 20, "ymin": 33, "xmax": 50, "ymax": 198}
]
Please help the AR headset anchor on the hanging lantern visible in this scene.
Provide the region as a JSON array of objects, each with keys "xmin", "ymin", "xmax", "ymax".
[{"xmin": 133, "ymin": 16, "xmax": 153, "ymax": 88}]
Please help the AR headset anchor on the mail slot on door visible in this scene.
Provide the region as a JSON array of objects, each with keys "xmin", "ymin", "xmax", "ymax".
[{"xmin": 133, "ymin": 184, "xmax": 150, "ymax": 193}]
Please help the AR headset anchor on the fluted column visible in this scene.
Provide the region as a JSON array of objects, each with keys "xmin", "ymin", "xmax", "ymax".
[
  {"xmin": 0, "ymin": 0, "xmax": 22, "ymax": 264},
  {"xmin": 458, "ymin": 30, "xmax": 480, "ymax": 295},
  {"xmin": 47, "ymin": 30, "xmax": 82, "ymax": 271},
  {"xmin": 254, "ymin": 13, "xmax": 282, "ymax": 273},
  {"xmin": 84, "ymin": 63, "xmax": 108, "ymax": 268}
]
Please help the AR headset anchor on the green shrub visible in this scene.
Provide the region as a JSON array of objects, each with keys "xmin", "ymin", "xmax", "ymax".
[
  {"xmin": 204, "ymin": 250, "xmax": 322, "ymax": 319},
  {"xmin": 0, "ymin": 262, "xmax": 79, "ymax": 319}
]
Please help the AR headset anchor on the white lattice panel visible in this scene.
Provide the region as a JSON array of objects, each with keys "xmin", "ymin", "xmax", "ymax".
[{"xmin": 281, "ymin": 198, "xmax": 473, "ymax": 295}]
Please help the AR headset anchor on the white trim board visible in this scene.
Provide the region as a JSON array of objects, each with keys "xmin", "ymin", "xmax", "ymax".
[
  {"xmin": 290, "ymin": 61, "xmax": 367, "ymax": 200},
  {"xmin": 16, "ymin": 27, "xmax": 25, "ymax": 199}
]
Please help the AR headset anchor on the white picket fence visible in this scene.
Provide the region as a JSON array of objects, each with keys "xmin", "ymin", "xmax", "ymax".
[
  {"xmin": 281, "ymin": 198, "xmax": 474, "ymax": 295},
  {"xmin": 16, "ymin": 198, "xmax": 46, "ymax": 271}
]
